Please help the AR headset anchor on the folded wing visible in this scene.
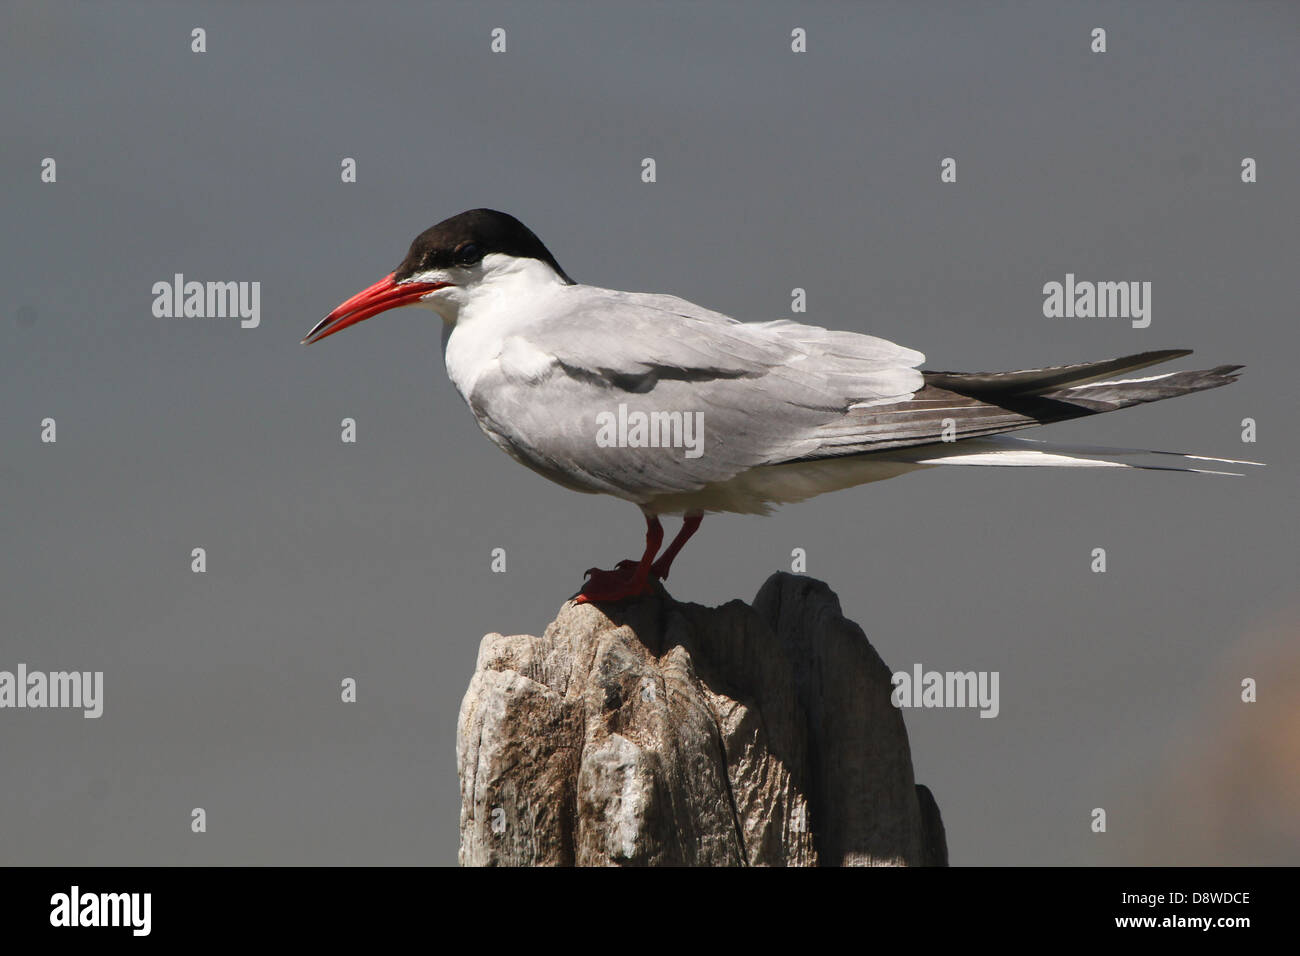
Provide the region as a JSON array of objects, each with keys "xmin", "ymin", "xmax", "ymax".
[{"xmin": 475, "ymin": 293, "xmax": 1240, "ymax": 505}]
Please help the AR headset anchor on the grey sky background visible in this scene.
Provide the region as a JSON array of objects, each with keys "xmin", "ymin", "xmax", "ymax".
[{"xmin": 2, "ymin": 0, "xmax": 1296, "ymax": 865}]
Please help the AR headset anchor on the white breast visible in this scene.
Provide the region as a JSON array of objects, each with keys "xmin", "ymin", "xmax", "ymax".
[{"xmin": 442, "ymin": 256, "xmax": 570, "ymax": 401}]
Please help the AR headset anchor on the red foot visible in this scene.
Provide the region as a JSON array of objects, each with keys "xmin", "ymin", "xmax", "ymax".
[
  {"xmin": 573, "ymin": 514, "xmax": 702, "ymax": 604},
  {"xmin": 574, "ymin": 562, "xmax": 653, "ymax": 604}
]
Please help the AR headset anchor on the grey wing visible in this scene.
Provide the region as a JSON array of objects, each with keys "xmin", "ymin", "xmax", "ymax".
[{"xmin": 467, "ymin": 289, "xmax": 927, "ymax": 502}]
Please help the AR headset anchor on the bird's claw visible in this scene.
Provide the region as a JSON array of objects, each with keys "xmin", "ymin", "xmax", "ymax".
[{"xmin": 574, "ymin": 562, "xmax": 653, "ymax": 604}]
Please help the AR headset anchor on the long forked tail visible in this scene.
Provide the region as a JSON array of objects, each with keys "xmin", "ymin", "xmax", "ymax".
[{"xmin": 869, "ymin": 350, "xmax": 1262, "ymax": 475}]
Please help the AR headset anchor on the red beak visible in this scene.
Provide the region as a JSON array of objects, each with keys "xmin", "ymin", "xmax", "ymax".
[{"xmin": 301, "ymin": 273, "xmax": 450, "ymax": 345}]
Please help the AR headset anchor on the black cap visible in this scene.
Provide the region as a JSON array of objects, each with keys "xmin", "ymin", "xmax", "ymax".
[{"xmin": 393, "ymin": 208, "xmax": 574, "ymax": 284}]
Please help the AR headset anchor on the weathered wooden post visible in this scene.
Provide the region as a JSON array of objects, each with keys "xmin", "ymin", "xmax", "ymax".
[{"xmin": 457, "ymin": 573, "xmax": 947, "ymax": 866}]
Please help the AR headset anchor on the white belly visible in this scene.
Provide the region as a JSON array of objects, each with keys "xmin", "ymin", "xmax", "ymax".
[{"xmin": 644, "ymin": 457, "xmax": 928, "ymax": 516}]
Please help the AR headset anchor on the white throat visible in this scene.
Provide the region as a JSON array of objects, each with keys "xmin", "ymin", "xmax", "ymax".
[
  {"xmin": 440, "ymin": 254, "xmax": 571, "ymax": 399},
  {"xmin": 424, "ymin": 253, "xmax": 567, "ymax": 327}
]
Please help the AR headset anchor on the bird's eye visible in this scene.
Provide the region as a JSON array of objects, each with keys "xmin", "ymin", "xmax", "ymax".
[{"xmin": 455, "ymin": 242, "xmax": 482, "ymax": 266}]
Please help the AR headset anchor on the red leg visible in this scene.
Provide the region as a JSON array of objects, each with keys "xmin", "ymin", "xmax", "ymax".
[
  {"xmin": 650, "ymin": 513, "xmax": 703, "ymax": 581},
  {"xmin": 575, "ymin": 515, "xmax": 664, "ymax": 604}
]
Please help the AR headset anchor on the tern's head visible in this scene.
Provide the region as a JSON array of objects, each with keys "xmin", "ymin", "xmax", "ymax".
[{"xmin": 302, "ymin": 208, "xmax": 572, "ymax": 345}]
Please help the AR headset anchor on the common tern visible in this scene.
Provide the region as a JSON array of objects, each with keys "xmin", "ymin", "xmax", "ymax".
[{"xmin": 303, "ymin": 209, "xmax": 1253, "ymax": 602}]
